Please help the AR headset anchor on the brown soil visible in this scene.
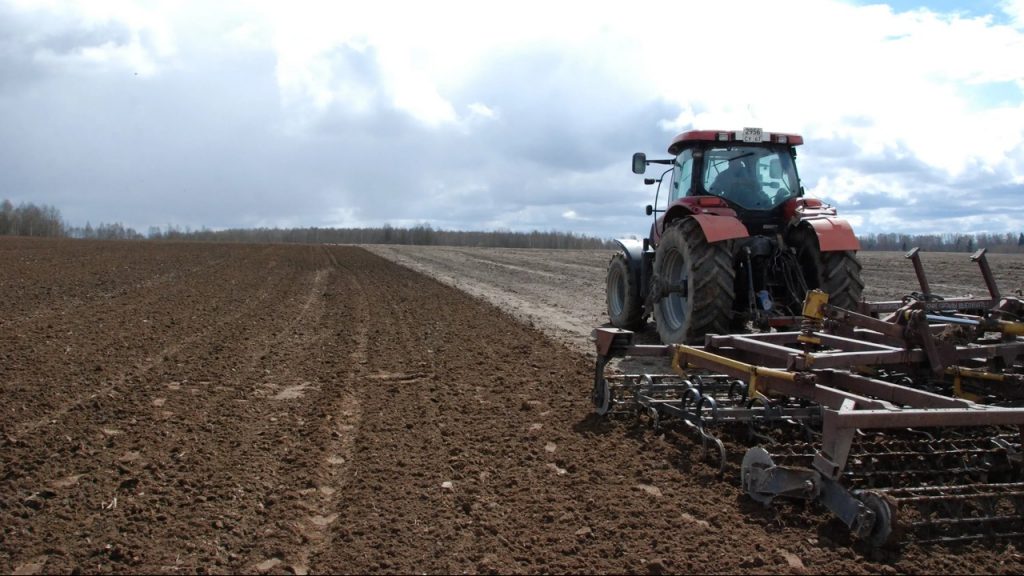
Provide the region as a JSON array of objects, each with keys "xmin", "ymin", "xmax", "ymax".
[
  {"xmin": 367, "ymin": 245, "xmax": 1024, "ymax": 356},
  {"xmin": 2, "ymin": 238, "xmax": 1024, "ymax": 574}
]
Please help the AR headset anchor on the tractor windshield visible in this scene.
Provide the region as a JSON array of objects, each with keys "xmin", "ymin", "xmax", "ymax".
[{"xmin": 702, "ymin": 146, "xmax": 799, "ymax": 211}]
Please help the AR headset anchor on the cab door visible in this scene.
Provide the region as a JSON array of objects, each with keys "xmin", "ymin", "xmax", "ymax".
[{"xmin": 653, "ymin": 148, "xmax": 695, "ymax": 243}]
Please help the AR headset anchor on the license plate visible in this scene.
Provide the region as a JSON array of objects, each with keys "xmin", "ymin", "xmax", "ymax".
[{"xmin": 741, "ymin": 127, "xmax": 763, "ymax": 143}]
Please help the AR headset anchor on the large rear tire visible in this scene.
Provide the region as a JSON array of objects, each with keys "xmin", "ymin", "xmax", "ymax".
[
  {"xmin": 820, "ymin": 250, "xmax": 864, "ymax": 310},
  {"xmin": 652, "ymin": 218, "xmax": 735, "ymax": 344},
  {"xmin": 606, "ymin": 252, "xmax": 644, "ymax": 330},
  {"xmin": 792, "ymin": 227, "xmax": 864, "ymax": 310}
]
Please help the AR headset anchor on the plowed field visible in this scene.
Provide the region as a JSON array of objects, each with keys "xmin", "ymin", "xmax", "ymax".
[
  {"xmin": 3, "ymin": 238, "xmax": 1024, "ymax": 574},
  {"xmin": 367, "ymin": 245, "xmax": 1024, "ymax": 356}
]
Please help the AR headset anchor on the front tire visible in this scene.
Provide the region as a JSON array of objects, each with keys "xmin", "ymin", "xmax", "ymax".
[
  {"xmin": 652, "ymin": 218, "xmax": 735, "ymax": 344},
  {"xmin": 606, "ymin": 252, "xmax": 643, "ymax": 330}
]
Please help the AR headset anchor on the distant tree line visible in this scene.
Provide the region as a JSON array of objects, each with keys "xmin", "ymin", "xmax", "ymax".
[
  {"xmin": 142, "ymin": 226, "xmax": 1024, "ymax": 252},
  {"xmin": 0, "ymin": 201, "xmax": 609, "ymax": 248},
  {"xmin": 3, "ymin": 198, "xmax": 1023, "ymax": 252},
  {"xmin": 0, "ymin": 199, "xmax": 65, "ymax": 237},
  {"xmin": 155, "ymin": 223, "xmax": 616, "ymax": 249},
  {"xmin": 858, "ymin": 232, "xmax": 1024, "ymax": 253},
  {"xmin": 67, "ymin": 222, "xmax": 146, "ymax": 241}
]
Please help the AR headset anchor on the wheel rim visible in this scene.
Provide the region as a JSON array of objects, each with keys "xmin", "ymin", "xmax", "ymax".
[
  {"xmin": 607, "ymin": 262, "xmax": 625, "ymax": 316},
  {"xmin": 659, "ymin": 246, "xmax": 688, "ymax": 331}
]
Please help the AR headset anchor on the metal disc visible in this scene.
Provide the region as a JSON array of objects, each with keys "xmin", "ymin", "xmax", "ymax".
[
  {"xmin": 740, "ymin": 447, "xmax": 775, "ymax": 503},
  {"xmin": 857, "ymin": 491, "xmax": 894, "ymax": 547}
]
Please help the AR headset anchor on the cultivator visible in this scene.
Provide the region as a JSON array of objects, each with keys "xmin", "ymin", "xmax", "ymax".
[{"xmin": 592, "ymin": 249, "xmax": 1024, "ymax": 546}]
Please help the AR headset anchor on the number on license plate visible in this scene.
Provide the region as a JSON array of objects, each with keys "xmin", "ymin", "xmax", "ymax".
[{"xmin": 741, "ymin": 127, "xmax": 763, "ymax": 143}]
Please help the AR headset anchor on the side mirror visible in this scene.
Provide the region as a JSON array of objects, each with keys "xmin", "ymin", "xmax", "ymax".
[
  {"xmin": 632, "ymin": 152, "xmax": 647, "ymax": 175},
  {"xmin": 643, "ymin": 178, "xmax": 657, "ymax": 185},
  {"xmin": 645, "ymin": 205, "xmax": 653, "ymax": 216}
]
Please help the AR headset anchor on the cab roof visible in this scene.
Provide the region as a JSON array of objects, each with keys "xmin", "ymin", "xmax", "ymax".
[{"xmin": 668, "ymin": 129, "xmax": 804, "ymax": 155}]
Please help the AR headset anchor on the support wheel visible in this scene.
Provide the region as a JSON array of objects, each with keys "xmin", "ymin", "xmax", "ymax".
[
  {"xmin": 606, "ymin": 252, "xmax": 644, "ymax": 330},
  {"xmin": 652, "ymin": 218, "xmax": 735, "ymax": 344}
]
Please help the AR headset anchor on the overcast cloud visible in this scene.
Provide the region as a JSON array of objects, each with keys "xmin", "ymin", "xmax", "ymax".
[{"xmin": 1, "ymin": 0, "xmax": 1023, "ymax": 238}]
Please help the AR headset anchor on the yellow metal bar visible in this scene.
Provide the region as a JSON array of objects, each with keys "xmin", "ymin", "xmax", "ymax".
[
  {"xmin": 945, "ymin": 366, "xmax": 999, "ymax": 401},
  {"xmin": 973, "ymin": 318, "xmax": 1024, "ymax": 336},
  {"xmin": 672, "ymin": 344, "xmax": 799, "ymax": 399},
  {"xmin": 951, "ymin": 373, "xmax": 981, "ymax": 402},
  {"xmin": 945, "ymin": 366, "xmax": 1007, "ymax": 383},
  {"xmin": 996, "ymin": 320, "xmax": 1024, "ymax": 336},
  {"xmin": 670, "ymin": 348, "xmax": 687, "ymax": 377}
]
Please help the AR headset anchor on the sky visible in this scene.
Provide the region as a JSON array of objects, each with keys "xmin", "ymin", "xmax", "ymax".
[{"xmin": 0, "ymin": 0, "xmax": 1022, "ymax": 239}]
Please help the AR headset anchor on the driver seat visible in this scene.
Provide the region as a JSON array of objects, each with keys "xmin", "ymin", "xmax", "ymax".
[{"xmin": 711, "ymin": 160, "xmax": 763, "ymax": 205}]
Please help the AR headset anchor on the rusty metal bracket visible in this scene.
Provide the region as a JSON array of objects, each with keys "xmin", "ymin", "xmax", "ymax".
[
  {"xmin": 906, "ymin": 247, "xmax": 932, "ymax": 298},
  {"xmin": 971, "ymin": 248, "xmax": 1001, "ymax": 300}
]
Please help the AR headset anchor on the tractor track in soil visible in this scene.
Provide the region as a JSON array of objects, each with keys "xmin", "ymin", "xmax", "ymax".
[{"xmin": 2, "ymin": 238, "xmax": 1023, "ymax": 574}]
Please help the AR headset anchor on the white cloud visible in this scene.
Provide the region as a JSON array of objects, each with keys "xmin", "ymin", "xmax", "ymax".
[
  {"xmin": 808, "ymin": 172, "xmax": 909, "ymax": 207},
  {"xmin": 467, "ymin": 102, "xmax": 496, "ymax": 120},
  {"xmin": 1, "ymin": 0, "xmax": 1023, "ymax": 237},
  {"xmin": 1003, "ymin": 0, "xmax": 1024, "ymax": 27},
  {"xmin": 648, "ymin": 2, "xmax": 1024, "ymax": 180},
  {"xmin": 223, "ymin": 20, "xmax": 267, "ymax": 51}
]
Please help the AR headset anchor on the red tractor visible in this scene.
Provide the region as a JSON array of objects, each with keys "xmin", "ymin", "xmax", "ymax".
[{"xmin": 607, "ymin": 128, "xmax": 864, "ymax": 344}]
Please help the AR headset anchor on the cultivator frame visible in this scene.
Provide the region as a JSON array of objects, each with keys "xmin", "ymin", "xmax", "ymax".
[{"xmin": 593, "ymin": 249, "xmax": 1024, "ymax": 546}]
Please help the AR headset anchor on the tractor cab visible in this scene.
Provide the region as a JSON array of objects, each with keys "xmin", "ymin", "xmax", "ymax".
[
  {"xmin": 662, "ymin": 129, "xmax": 803, "ymax": 213},
  {"xmin": 634, "ymin": 129, "xmax": 808, "ymax": 240}
]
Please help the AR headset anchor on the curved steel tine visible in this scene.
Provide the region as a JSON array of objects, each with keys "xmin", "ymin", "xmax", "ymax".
[
  {"xmin": 710, "ymin": 434, "xmax": 727, "ymax": 475},
  {"xmin": 682, "ymin": 386, "xmax": 702, "ymax": 415},
  {"xmin": 698, "ymin": 394, "xmax": 719, "ymax": 424}
]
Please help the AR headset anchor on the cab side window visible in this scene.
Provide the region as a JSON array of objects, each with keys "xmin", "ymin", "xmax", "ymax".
[{"xmin": 670, "ymin": 149, "xmax": 694, "ymax": 203}]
